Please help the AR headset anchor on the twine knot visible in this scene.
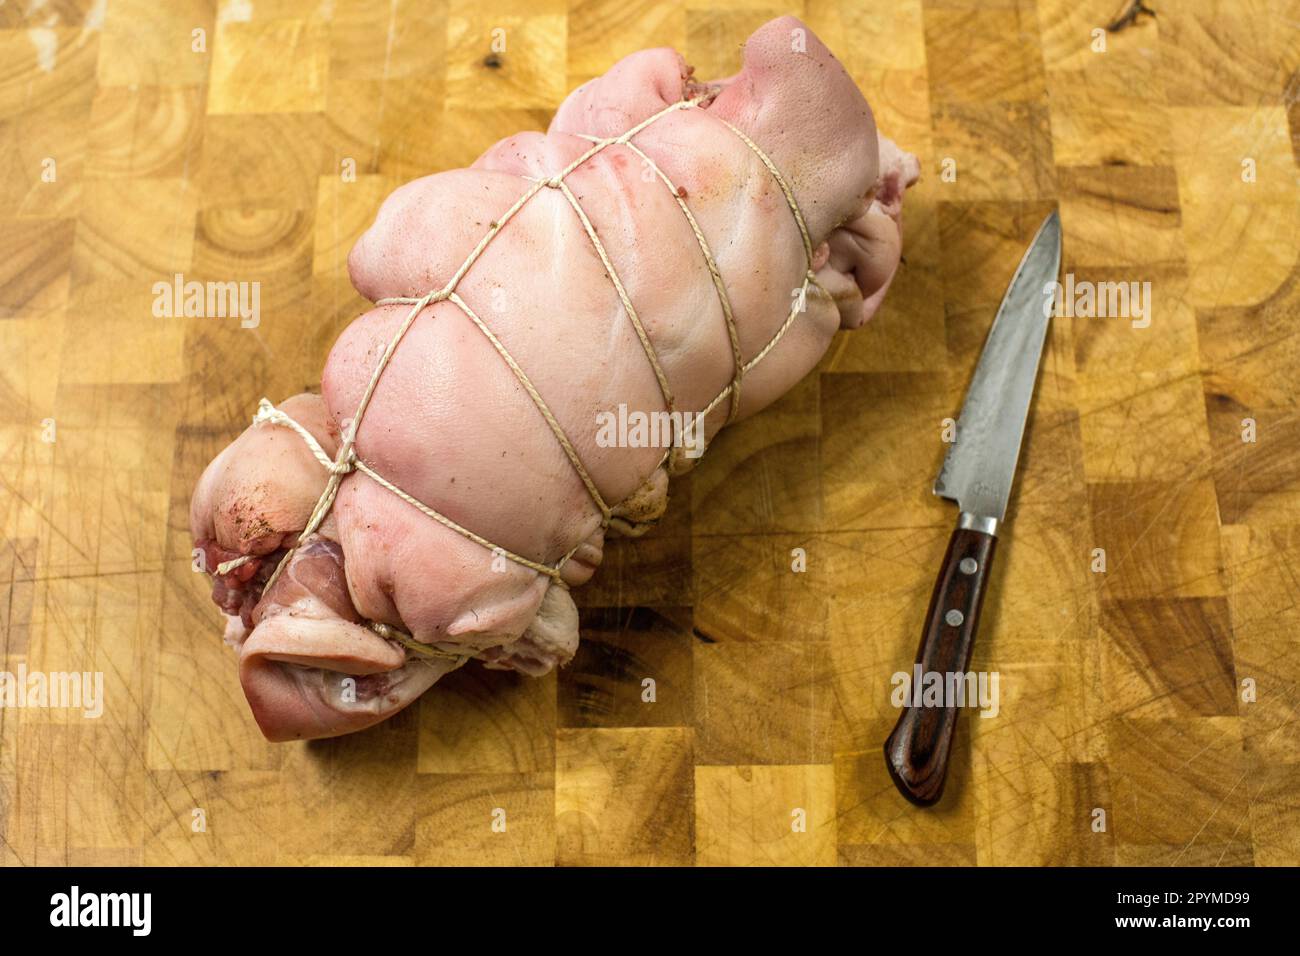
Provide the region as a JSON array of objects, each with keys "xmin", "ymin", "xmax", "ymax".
[{"xmin": 329, "ymin": 448, "xmax": 357, "ymax": 476}]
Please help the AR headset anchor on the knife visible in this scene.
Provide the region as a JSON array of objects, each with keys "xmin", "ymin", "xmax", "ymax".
[{"xmin": 884, "ymin": 211, "xmax": 1061, "ymax": 806}]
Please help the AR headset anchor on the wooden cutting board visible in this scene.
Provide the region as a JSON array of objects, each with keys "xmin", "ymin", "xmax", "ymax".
[{"xmin": 1, "ymin": 0, "xmax": 1297, "ymax": 866}]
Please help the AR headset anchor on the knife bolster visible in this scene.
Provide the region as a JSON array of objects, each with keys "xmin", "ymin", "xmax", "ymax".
[{"xmin": 958, "ymin": 511, "xmax": 999, "ymax": 536}]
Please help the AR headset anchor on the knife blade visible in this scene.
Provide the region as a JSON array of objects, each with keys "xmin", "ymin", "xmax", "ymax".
[{"xmin": 884, "ymin": 211, "xmax": 1061, "ymax": 806}]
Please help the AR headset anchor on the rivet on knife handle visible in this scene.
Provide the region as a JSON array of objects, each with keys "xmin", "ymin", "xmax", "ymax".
[{"xmin": 884, "ymin": 516, "xmax": 996, "ymax": 806}]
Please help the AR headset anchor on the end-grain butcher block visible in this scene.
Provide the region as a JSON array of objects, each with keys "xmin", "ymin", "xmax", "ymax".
[{"xmin": 190, "ymin": 15, "xmax": 920, "ymax": 741}]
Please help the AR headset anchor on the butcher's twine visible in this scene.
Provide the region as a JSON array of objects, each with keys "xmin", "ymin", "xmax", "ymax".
[{"xmin": 216, "ymin": 97, "xmax": 825, "ymax": 657}]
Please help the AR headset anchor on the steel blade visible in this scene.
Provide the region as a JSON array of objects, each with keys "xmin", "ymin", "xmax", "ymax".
[{"xmin": 933, "ymin": 211, "xmax": 1061, "ymax": 525}]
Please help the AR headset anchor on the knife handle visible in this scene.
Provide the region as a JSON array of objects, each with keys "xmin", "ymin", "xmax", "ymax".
[{"xmin": 884, "ymin": 518, "xmax": 997, "ymax": 806}]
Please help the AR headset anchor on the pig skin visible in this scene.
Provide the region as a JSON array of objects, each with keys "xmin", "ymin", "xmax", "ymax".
[{"xmin": 190, "ymin": 16, "xmax": 920, "ymax": 741}]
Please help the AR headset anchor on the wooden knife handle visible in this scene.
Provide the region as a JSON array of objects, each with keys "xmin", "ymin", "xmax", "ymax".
[{"xmin": 884, "ymin": 521, "xmax": 997, "ymax": 806}]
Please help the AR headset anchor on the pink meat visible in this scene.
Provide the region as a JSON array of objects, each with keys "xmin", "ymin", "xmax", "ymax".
[{"xmin": 190, "ymin": 16, "xmax": 920, "ymax": 741}]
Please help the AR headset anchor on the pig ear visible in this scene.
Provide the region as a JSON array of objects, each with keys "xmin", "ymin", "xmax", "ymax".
[
  {"xmin": 482, "ymin": 581, "xmax": 580, "ymax": 676},
  {"xmin": 241, "ymin": 614, "xmax": 405, "ymax": 675},
  {"xmin": 810, "ymin": 203, "xmax": 903, "ymax": 331},
  {"xmin": 446, "ymin": 575, "xmax": 549, "ymax": 645},
  {"xmin": 239, "ymin": 615, "xmax": 420, "ymax": 742},
  {"xmin": 191, "ymin": 392, "xmax": 339, "ymax": 556},
  {"xmin": 872, "ymin": 135, "xmax": 922, "ymax": 224}
]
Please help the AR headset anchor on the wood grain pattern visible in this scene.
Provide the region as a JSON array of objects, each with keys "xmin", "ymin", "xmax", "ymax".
[{"xmin": 2, "ymin": 0, "xmax": 1299, "ymax": 866}]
